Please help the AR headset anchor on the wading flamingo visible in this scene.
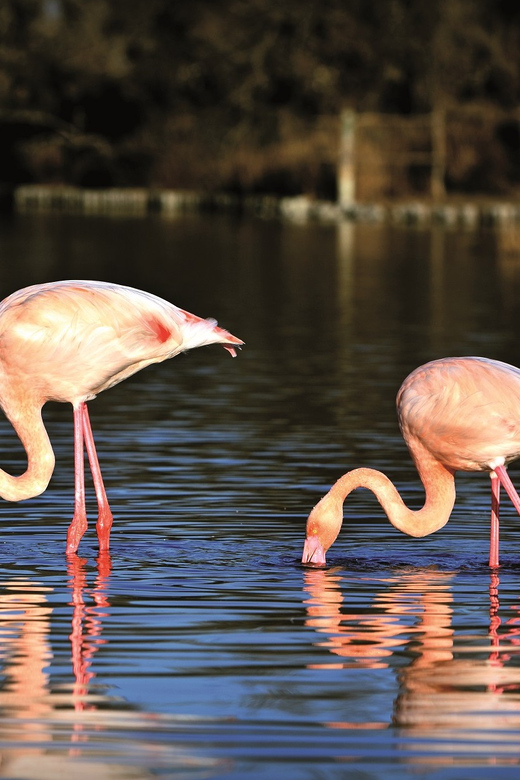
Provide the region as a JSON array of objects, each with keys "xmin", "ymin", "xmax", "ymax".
[
  {"xmin": 302, "ymin": 356, "xmax": 520, "ymax": 568},
  {"xmin": 0, "ymin": 280, "xmax": 243, "ymax": 554}
]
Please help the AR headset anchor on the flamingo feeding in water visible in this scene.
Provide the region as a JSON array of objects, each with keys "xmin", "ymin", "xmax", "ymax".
[
  {"xmin": 302, "ymin": 356, "xmax": 520, "ymax": 568},
  {"xmin": 0, "ymin": 280, "xmax": 243, "ymax": 554}
]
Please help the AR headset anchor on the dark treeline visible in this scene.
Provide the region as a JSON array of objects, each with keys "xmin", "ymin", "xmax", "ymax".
[{"xmin": 2, "ymin": 0, "xmax": 520, "ymax": 196}]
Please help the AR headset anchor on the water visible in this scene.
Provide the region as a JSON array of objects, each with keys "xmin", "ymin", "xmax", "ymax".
[{"xmin": 0, "ymin": 213, "xmax": 519, "ymax": 777}]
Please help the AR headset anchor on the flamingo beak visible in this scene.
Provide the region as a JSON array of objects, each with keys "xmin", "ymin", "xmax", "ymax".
[{"xmin": 302, "ymin": 535, "xmax": 327, "ymax": 566}]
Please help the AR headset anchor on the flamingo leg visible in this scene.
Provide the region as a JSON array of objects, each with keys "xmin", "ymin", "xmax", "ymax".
[
  {"xmin": 491, "ymin": 464, "xmax": 520, "ymax": 567},
  {"xmin": 490, "ymin": 472, "xmax": 500, "ymax": 568},
  {"xmin": 494, "ymin": 464, "xmax": 520, "ymax": 515},
  {"xmin": 80, "ymin": 403, "xmax": 113, "ymax": 552},
  {"xmin": 66, "ymin": 404, "xmax": 88, "ymax": 555}
]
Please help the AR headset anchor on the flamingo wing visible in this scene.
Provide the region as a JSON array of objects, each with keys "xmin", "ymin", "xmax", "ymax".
[
  {"xmin": 398, "ymin": 357, "xmax": 520, "ymax": 472},
  {"xmin": 0, "ymin": 280, "xmax": 233, "ymax": 404}
]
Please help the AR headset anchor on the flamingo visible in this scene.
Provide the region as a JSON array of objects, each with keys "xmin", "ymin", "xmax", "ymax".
[
  {"xmin": 0, "ymin": 280, "xmax": 243, "ymax": 554},
  {"xmin": 302, "ymin": 356, "xmax": 520, "ymax": 568}
]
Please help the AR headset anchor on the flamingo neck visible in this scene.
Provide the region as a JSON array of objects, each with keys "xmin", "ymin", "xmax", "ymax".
[
  {"xmin": 0, "ymin": 403, "xmax": 55, "ymax": 502},
  {"xmin": 331, "ymin": 458, "xmax": 456, "ymax": 538},
  {"xmin": 306, "ymin": 443, "xmax": 456, "ymax": 557}
]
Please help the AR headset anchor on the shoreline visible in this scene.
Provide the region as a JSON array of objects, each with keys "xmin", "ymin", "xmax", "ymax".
[{"xmin": 12, "ymin": 183, "xmax": 520, "ymax": 227}]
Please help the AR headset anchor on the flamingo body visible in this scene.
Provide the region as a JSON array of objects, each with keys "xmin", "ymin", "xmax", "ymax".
[
  {"xmin": 302, "ymin": 356, "xmax": 520, "ymax": 568},
  {"xmin": 0, "ymin": 280, "xmax": 243, "ymax": 553},
  {"xmin": 398, "ymin": 357, "xmax": 520, "ymax": 473}
]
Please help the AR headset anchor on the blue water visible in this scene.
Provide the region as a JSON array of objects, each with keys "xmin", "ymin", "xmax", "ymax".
[{"xmin": 0, "ymin": 213, "xmax": 518, "ymax": 777}]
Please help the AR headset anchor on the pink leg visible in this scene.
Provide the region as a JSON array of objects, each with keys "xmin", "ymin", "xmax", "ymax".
[
  {"xmin": 81, "ymin": 404, "xmax": 113, "ymax": 552},
  {"xmin": 490, "ymin": 472, "xmax": 500, "ymax": 568},
  {"xmin": 494, "ymin": 464, "xmax": 520, "ymax": 514},
  {"xmin": 66, "ymin": 405, "xmax": 88, "ymax": 554},
  {"xmin": 492, "ymin": 464, "xmax": 520, "ymax": 566}
]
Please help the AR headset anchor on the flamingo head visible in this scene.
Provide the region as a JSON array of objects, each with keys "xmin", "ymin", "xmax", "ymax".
[{"xmin": 301, "ymin": 495, "xmax": 343, "ymax": 566}]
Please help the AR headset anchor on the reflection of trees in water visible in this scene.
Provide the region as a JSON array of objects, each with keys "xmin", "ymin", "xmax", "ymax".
[{"xmin": 303, "ymin": 566, "xmax": 520, "ymax": 760}]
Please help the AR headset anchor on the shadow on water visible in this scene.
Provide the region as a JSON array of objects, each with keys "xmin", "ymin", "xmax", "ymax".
[{"xmin": 0, "ymin": 214, "xmax": 518, "ymax": 776}]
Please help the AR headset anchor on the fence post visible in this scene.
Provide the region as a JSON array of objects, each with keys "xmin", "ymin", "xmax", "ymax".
[
  {"xmin": 431, "ymin": 108, "xmax": 446, "ymax": 201},
  {"xmin": 338, "ymin": 109, "xmax": 357, "ymax": 208}
]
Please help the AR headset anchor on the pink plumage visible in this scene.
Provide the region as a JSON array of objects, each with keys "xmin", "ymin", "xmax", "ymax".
[
  {"xmin": 0, "ymin": 280, "xmax": 243, "ymax": 554},
  {"xmin": 302, "ymin": 356, "xmax": 520, "ymax": 568}
]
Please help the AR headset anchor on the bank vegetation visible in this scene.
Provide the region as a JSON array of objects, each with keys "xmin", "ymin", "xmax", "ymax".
[{"xmin": 2, "ymin": 0, "xmax": 520, "ymax": 200}]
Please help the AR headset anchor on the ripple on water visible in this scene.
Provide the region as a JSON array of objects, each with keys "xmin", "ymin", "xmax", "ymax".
[{"xmin": 0, "ymin": 215, "xmax": 518, "ymax": 777}]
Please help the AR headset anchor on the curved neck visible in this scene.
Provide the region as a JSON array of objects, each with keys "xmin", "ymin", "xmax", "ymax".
[
  {"xmin": 304, "ymin": 441, "xmax": 457, "ymax": 564},
  {"xmin": 332, "ymin": 448, "xmax": 456, "ymax": 538},
  {"xmin": 0, "ymin": 404, "xmax": 55, "ymax": 502}
]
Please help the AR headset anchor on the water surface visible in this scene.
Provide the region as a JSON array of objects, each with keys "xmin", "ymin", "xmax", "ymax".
[{"xmin": 0, "ymin": 213, "xmax": 518, "ymax": 777}]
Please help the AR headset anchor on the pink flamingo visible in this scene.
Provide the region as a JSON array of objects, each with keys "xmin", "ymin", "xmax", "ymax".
[
  {"xmin": 0, "ymin": 280, "xmax": 243, "ymax": 554},
  {"xmin": 302, "ymin": 356, "xmax": 520, "ymax": 568}
]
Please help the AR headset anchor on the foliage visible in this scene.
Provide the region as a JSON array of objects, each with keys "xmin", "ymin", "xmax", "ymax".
[{"xmin": 1, "ymin": 0, "xmax": 520, "ymax": 193}]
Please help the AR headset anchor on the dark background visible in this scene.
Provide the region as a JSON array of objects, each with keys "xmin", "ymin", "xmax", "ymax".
[{"xmin": 2, "ymin": 0, "xmax": 520, "ymax": 197}]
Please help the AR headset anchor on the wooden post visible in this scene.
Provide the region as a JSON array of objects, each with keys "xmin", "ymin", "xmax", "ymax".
[
  {"xmin": 338, "ymin": 109, "xmax": 356, "ymax": 208},
  {"xmin": 431, "ymin": 108, "xmax": 446, "ymax": 201}
]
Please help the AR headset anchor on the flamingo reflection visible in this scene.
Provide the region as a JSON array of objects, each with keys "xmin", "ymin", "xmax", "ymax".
[
  {"xmin": 68, "ymin": 552, "xmax": 111, "ymax": 713},
  {"xmin": 304, "ymin": 568, "xmax": 454, "ymax": 673},
  {"xmin": 0, "ymin": 555, "xmax": 224, "ymax": 777},
  {"xmin": 303, "ymin": 567, "xmax": 520, "ymax": 740},
  {"xmin": 0, "ymin": 576, "xmax": 53, "ymax": 741},
  {"xmin": 0, "ymin": 551, "xmax": 229, "ymax": 777},
  {"xmin": 0, "ymin": 555, "xmax": 114, "ymax": 776}
]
